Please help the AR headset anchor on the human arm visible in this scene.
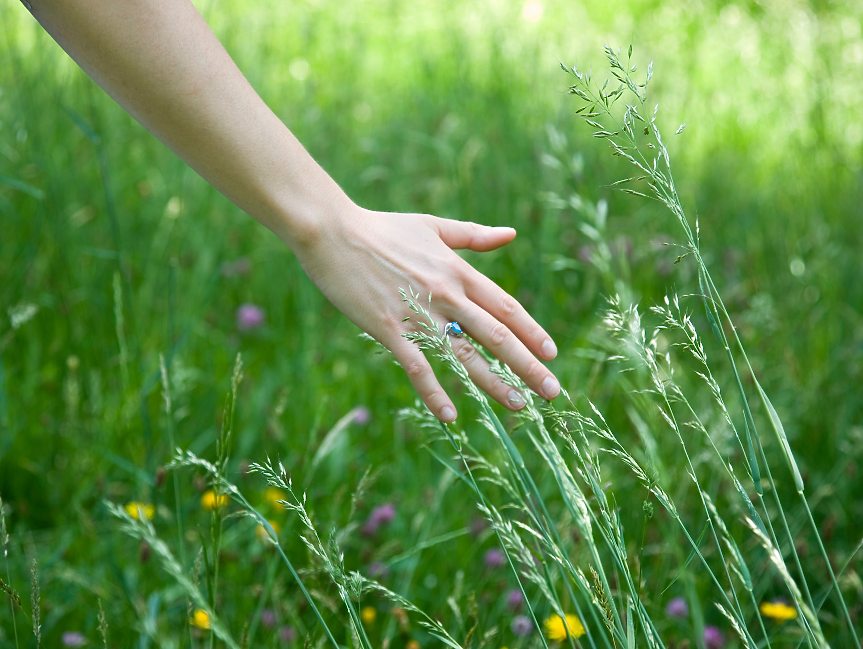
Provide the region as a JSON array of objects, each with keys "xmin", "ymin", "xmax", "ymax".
[{"xmin": 26, "ymin": 0, "xmax": 560, "ymax": 421}]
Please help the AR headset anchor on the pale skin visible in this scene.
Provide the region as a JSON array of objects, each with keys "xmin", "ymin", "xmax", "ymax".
[{"xmin": 26, "ymin": 0, "xmax": 561, "ymax": 422}]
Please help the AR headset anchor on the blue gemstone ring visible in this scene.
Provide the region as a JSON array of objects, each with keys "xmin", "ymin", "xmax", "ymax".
[{"xmin": 444, "ymin": 321, "xmax": 463, "ymax": 337}]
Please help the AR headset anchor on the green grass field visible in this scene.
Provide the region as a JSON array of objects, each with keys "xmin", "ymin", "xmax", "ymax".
[{"xmin": 1, "ymin": 0, "xmax": 862, "ymax": 646}]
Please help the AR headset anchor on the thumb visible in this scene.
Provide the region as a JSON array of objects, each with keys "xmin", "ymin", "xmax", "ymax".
[{"xmin": 431, "ymin": 216, "xmax": 516, "ymax": 252}]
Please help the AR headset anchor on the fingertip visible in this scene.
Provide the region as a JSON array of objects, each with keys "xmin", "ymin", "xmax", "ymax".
[
  {"xmin": 474, "ymin": 226, "xmax": 516, "ymax": 252},
  {"xmin": 495, "ymin": 226, "xmax": 517, "ymax": 241},
  {"xmin": 440, "ymin": 405, "xmax": 457, "ymax": 423},
  {"xmin": 541, "ymin": 338, "xmax": 558, "ymax": 360},
  {"xmin": 541, "ymin": 375, "xmax": 560, "ymax": 401},
  {"xmin": 507, "ymin": 389, "xmax": 527, "ymax": 410}
]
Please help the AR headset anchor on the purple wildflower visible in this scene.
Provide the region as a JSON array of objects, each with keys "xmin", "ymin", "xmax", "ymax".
[
  {"xmin": 703, "ymin": 625, "xmax": 725, "ymax": 649},
  {"xmin": 483, "ymin": 548, "xmax": 506, "ymax": 569},
  {"xmin": 665, "ymin": 596, "xmax": 688, "ymax": 619},
  {"xmin": 362, "ymin": 520, "xmax": 378, "ymax": 536},
  {"xmin": 506, "ymin": 588, "xmax": 524, "ymax": 611},
  {"xmin": 261, "ymin": 608, "xmax": 277, "ymax": 628},
  {"xmin": 371, "ymin": 503, "xmax": 395, "ymax": 524},
  {"xmin": 363, "ymin": 503, "xmax": 396, "ymax": 535},
  {"xmin": 351, "ymin": 406, "xmax": 371, "ymax": 425},
  {"xmin": 279, "ymin": 626, "xmax": 297, "ymax": 642},
  {"xmin": 511, "ymin": 615, "xmax": 533, "ymax": 636},
  {"xmin": 236, "ymin": 303, "xmax": 265, "ymax": 331},
  {"xmin": 62, "ymin": 632, "xmax": 86, "ymax": 647}
]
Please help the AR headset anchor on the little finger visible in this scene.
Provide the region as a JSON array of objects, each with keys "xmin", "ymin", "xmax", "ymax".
[{"xmin": 391, "ymin": 337, "xmax": 458, "ymax": 423}]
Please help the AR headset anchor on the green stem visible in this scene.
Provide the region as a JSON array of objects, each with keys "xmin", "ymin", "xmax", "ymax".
[{"xmin": 437, "ymin": 422, "xmax": 553, "ymax": 649}]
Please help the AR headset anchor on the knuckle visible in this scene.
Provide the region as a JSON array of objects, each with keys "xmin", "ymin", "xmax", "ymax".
[
  {"xmin": 528, "ymin": 326, "xmax": 545, "ymax": 342},
  {"xmin": 525, "ymin": 361, "xmax": 545, "ymax": 383},
  {"xmin": 466, "ymin": 222, "xmax": 483, "ymax": 247},
  {"xmin": 453, "ymin": 342, "xmax": 477, "ymax": 364},
  {"xmin": 425, "ymin": 280, "xmax": 451, "ymax": 303},
  {"xmin": 499, "ymin": 294, "xmax": 519, "ymax": 318},
  {"xmin": 382, "ymin": 314, "xmax": 402, "ymax": 330},
  {"xmin": 404, "ymin": 359, "xmax": 429, "ymax": 379},
  {"xmin": 489, "ymin": 322, "xmax": 510, "ymax": 347}
]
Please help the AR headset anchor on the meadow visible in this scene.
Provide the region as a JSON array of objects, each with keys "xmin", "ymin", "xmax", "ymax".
[{"xmin": 1, "ymin": 0, "xmax": 862, "ymax": 646}]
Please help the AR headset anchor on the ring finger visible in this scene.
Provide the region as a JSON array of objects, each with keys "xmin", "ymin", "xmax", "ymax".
[
  {"xmin": 450, "ymin": 306, "xmax": 560, "ymax": 400},
  {"xmin": 447, "ymin": 333, "xmax": 526, "ymax": 411}
]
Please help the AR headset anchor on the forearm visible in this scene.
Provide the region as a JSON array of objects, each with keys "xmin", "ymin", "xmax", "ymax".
[{"xmin": 29, "ymin": 0, "xmax": 350, "ymax": 248}]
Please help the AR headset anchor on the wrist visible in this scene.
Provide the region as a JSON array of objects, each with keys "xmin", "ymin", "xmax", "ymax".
[{"xmin": 262, "ymin": 166, "xmax": 357, "ymax": 253}]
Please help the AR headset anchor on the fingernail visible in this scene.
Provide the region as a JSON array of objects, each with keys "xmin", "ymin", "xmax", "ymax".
[
  {"xmin": 541, "ymin": 338, "xmax": 557, "ymax": 359},
  {"xmin": 507, "ymin": 389, "xmax": 526, "ymax": 409},
  {"xmin": 541, "ymin": 376, "xmax": 560, "ymax": 400},
  {"xmin": 441, "ymin": 406, "xmax": 456, "ymax": 422}
]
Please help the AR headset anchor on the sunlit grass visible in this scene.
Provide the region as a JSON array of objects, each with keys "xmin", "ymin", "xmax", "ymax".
[{"xmin": 1, "ymin": 0, "xmax": 862, "ymax": 644}]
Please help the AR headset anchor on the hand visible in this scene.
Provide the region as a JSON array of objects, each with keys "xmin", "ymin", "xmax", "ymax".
[{"xmin": 294, "ymin": 205, "xmax": 560, "ymax": 422}]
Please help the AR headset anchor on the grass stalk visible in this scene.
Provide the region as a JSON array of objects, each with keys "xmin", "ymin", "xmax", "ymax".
[
  {"xmin": 159, "ymin": 354, "xmax": 187, "ymax": 570},
  {"xmin": 1, "ymin": 494, "xmax": 20, "ymax": 648},
  {"xmin": 562, "ymin": 45, "xmax": 857, "ymax": 646}
]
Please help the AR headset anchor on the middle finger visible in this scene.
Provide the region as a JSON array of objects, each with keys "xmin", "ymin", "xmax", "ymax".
[
  {"xmin": 448, "ymin": 334, "xmax": 526, "ymax": 411},
  {"xmin": 449, "ymin": 304, "xmax": 560, "ymax": 400}
]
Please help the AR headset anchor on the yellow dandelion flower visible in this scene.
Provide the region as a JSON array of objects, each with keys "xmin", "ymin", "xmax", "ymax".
[
  {"xmin": 543, "ymin": 613, "xmax": 585, "ymax": 641},
  {"xmin": 264, "ymin": 487, "xmax": 285, "ymax": 506},
  {"xmin": 361, "ymin": 606, "xmax": 377, "ymax": 624},
  {"xmin": 190, "ymin": 608, "xmax": 211, "ymax": 629},
  {"xmin": 125, "ymin": 502, "xmax": 155, "ymax": 521},
  {"xmin": 406, "ymin": 641, "xmax": 420, "ymax": 649},
  {"xmin": 256, "ymin": 519, "xmax": 281, "ymax": 542},
  {"xmin": 201, "ymin": 490, "xmax": 228, "ymax": 511},
  {"xmin": 760, "ymin": 600, "xmax": 797, "ymax": 621}
]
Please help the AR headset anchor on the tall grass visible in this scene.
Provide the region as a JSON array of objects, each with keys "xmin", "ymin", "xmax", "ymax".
[
  {"xmin": 86, "ymin": 51, "xmax": 862, "ymax": 642},
  {"xmin": 2, "ymin": 0, "xmax": 863, "ymax": 643}
]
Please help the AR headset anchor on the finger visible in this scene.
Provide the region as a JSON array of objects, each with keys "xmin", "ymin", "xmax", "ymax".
[
  {"xmin": 448, "ymin": 335, "xmax": 526, "ymax": 411},
  {"xmin": 390, "ymin": 337, "xmax": 457, "ymax": 423},
  {"xmin": 429, "ymin": 216, "xmax": 516, "ymax": 252},
  {"xmin": 454, "ymin": 306, "xmax": 560, "ymax": 401},
  {"xmin": 465, "ymin": 272, "xmax": 557, "ymax": 361}
]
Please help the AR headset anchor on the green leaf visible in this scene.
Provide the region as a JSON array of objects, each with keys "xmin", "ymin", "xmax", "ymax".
[
  {"xmin": 0, "ymin": 174, "xmax": 44, "ymax": 200},
  {"xmin": 756, "ymin": 379, "xmax": 804, "ymax": 493},
  {"xmin": 662, "ymin": 520, "xmax": 709, "ymax": 593}
]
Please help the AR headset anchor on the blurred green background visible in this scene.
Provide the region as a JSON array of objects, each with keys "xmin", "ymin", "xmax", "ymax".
[{"xmin": 1, "ymin": 0, "xmax": 861, "ymax": 645}]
